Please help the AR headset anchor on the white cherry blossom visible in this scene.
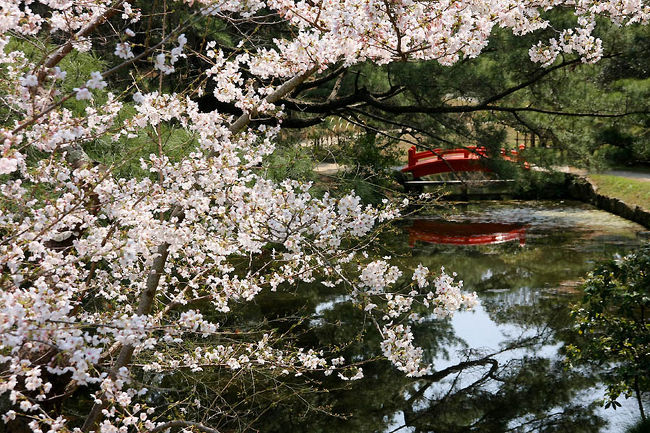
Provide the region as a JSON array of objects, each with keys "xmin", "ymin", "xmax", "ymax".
[{"xmin": 0, "ymin": 0, "xmax": 646, "ymax": 431}]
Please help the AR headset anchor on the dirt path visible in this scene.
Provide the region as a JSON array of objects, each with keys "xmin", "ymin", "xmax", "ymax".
[
  {"xmin": 601, "ymin": 170, "xmax": 650, "ymax": 182},
  {"xmin": 313, "ymin": 163, "xmax": 342, "ymax": 175},
  {"xmin": 554, "ymin": 166, "xmax": 650, "ymax": 182}
]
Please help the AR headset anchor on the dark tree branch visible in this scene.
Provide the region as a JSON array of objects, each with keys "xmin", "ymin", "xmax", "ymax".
[
  {"xmin": 294, "ymin": 64, "xmax": 347, "ymax": 94},
  {"xmin": 345, "ymin": 106, "xmax": 456, "ymax": 147},
  {"xmin": 277, "ymin": 52, "xmax": 637, "ymax": 123},
  {"xmin": 282, "ymin": 85, "xmax": 404, "ymax": 113},
  {"xmin": 358, "ymin": 93, "xmax": 649, "ymax": 117},
  {"xmin": 280, "ymin": 116, "xmax": 327, "ymax": 128},
  {"xmin": 479, "ymin": 56, "xmax": 589, "ymax": 106}
]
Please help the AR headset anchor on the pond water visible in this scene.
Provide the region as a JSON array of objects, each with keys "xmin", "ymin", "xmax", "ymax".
[{"xmin": 245, "ymin": 201, "xmax": 648, "ymax": 432}]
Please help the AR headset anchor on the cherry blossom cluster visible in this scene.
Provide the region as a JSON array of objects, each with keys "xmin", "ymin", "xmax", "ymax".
[
  {"xmin": 1, "ymin": 95, "xmax": 405, "ymax": 430},
  {"xmin": 0, "ymin": 0, "xmax": 647, "ymax": 431},
  {"xmin": 354, "ymin": 263, "xmax": 477, "ymax": 376}
]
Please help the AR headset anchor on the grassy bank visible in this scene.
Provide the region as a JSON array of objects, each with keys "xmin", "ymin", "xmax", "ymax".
[{"xmin": 588, "ymin": 174, "xmax": 650, "ymax": 211}]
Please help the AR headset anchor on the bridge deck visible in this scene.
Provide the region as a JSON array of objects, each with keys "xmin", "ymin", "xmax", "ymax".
[{"xmin": 402, "ymin": 146, "xmax": 528, "ymax": 178}]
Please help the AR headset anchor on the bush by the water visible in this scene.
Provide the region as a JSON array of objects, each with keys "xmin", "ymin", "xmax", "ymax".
[{"xmin": 567, "ymin": 246, "xmax": 650, "ymax": 420}]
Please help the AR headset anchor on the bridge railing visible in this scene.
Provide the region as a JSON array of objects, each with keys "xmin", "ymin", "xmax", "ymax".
[
  {"xmin": 407, "ymin": 146, "xmax": 489, "ymax": 167},
  {"xmin": 403, "ymin": 145, "xmax": 529, "ymax": 175}
]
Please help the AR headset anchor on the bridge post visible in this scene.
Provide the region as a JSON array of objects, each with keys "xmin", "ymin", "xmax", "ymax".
[{"xmin": 408, "ymin": 146, "xmax": 416, "ymax": 167}]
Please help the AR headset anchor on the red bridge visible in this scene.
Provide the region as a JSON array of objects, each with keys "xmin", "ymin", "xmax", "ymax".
[
  {"xmin": 407, "ymin": 220, "xmax": 528, "ymax": 247},
  {"xmin": 402, "ymin": 146, "xmax": 529, "ymax": 178}
]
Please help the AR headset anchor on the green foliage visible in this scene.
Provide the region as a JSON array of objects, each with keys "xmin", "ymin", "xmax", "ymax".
[
  {"xmin": 290, "ymin": 125, "xmax": 403, "ymax": 203},
  {"xmin": 566, "ymin": 246, "xmax": 650, "ymax": 416},
  {"xmin": 263, "ymin": 140, "xmax": 317, "ymax": 184},
  {"xmin": 85, "ymin": 123, "xmax": 198, "ymax": 179},
  {"xmin": 319, "ymin": 19, "xmax": 650, "ymax": 170},
  {"xmin": 2, "ymin": 37, "xmax": 107, "ymax": 120},
  {"xmin": 334, "ymin": 132, "xmax": 402, "ymax": 204},
  {"xmin": 593, "ymin": 143, "xmax": 634, "ymax": 167},
  {"xmin": 511, "ymin": 24, "xmax": 650, "ymax": 168}
]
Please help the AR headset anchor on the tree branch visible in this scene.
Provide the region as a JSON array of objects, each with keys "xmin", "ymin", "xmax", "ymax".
[
  {"xmin": 227, "ymin": 66, "xmax": 319, "ymax": 134},
  {"xmin": 81, "ymin": 66, "xmax": 319, "ymax": 432},
  {"xmin": 40, "ymin": 0, "xmax": 126, "ymax": 78},
  {"xmin": 278, "ymin": 53, "xmax": 635, "ymax": 122},
  {"xmin": 294, "ymin": 64, "xmax": 346, "ymax": 94}
]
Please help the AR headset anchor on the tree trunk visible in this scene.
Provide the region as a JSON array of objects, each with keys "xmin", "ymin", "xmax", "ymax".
[{"xmin": 635, "ymin": 377, "xmax": 646, "ymax": 421}]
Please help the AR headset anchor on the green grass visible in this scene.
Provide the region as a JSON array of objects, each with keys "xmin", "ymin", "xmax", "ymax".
[{"xmin": 589, "ymin": 174, "xmax": 650, "ymax": 211}]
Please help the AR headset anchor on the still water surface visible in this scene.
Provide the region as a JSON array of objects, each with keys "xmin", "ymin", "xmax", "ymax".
[{"xmin": 255, "ymin": 201, "xmax": 647, "ymax": 433}]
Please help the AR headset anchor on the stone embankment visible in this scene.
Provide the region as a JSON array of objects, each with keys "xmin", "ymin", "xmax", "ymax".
[
  {"xmin": 398, "ymin": 170, "xmax": 650, "ymax": 230},
  {"xmin": 564, "ymin": 173, "xmax": 650, "ymax": 230}
]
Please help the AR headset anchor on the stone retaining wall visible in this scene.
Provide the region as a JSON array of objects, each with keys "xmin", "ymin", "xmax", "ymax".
[
  {"xmin": 405, "ymin": 172, "xmax": 650, "ymax": 229},
  {"xmin": 564, "ymin": 173, "xmax": 650, "ymax": 229}
]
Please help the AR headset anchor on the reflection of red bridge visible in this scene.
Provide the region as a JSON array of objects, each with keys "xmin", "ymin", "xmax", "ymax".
[
  {"xmin": 402, "ymin": 146, "xmax": 529, "ymax": 178},
  {"xmin": 408, "ymin": 220, "xmax": 527, "ymax": 247}
]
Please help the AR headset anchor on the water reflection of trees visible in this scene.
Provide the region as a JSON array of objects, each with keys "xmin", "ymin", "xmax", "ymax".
[
  {"xmin": 236, "ymin": 287, "xmax": 604, "ymax": 433},
  {"xmin": 147, "ymin": 212, "xmax": 637, "ymax": 432},
  {"xmin": 242, "ymin": 225, "xmax": 619, "ymax": 432},
  {"xmin": 166, "ymin": 311, "xmax": 592, "ymax": 433},
  {"xmin": 250, "ymin": 324, "xmax": 604, "ymax": 433},
  {"xmin": 398, "ymin": 355, "xmax": 603, "ymax": 433}
]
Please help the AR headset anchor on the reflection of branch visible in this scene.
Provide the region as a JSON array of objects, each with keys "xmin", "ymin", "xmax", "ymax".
[
  {"xmin": 417, "ymin": 330, "xmax": 545, "ymax": 385},
  {"xmin": 149, "ymin": 420, "xmax": 221, "ymax": 433},
  {"xmin": 444, "ymin": 358, "xmax": 498, "ymax": 395},
  {"xmin": 398, "ymin": 356, "xmax": 499, "ymax": 432},
  {"xmin": 501, "ymin": 411, "xmax": 565, "ymax": 432},
  {"xmin": 396, "ymin": 330, "xmax": 549, "ymax": 431},
  {"xmin": 423, "ymin": 357, "xmax": 499, "ymax": 383}
]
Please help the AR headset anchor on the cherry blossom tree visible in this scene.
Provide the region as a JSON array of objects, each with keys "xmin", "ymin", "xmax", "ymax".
[{"xmin": 0, "ymin": 0, "xmax": 648, "ymax": 431}]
